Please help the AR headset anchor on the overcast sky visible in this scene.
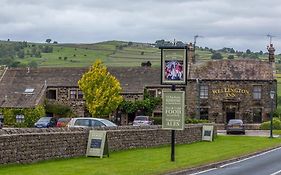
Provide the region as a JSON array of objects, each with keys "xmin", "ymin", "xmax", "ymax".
[{"xmin": 1, "ymin": 0, "xmax": 281, "ymax": 53}]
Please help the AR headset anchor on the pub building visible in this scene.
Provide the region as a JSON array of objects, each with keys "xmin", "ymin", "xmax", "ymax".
[
  {"xmin": 184, "ymin": 43, "xmax": 277, "ymax": 124},
  {"xmin": 0, "ymin": 43, "xmax": 277, "ymax": 125}
]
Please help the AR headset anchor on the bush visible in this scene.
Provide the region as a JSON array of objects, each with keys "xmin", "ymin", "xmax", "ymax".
[
  {"xmin": 260, "ymin": 118, "xmax": 281, "ymax": 130},
  {"xmin": 151, "ymin": 117, "xmax": 162, "ymax": 125},
  {"xmin": 0, "ymin": 105, "xmax": 45, "ymax": 127}
]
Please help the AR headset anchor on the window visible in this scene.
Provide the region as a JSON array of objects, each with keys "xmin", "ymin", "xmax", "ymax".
[
  {"xmin": 200, "ymin": 85, "xmax": 208, "ymax": 99},
  {"xmin": 253, "ymin": 86, "xmax": 262, "ymax": 100},
  {"xmin": 78, "ymin": 90, "xmax": 83, "ymax": 99},
  {"xmin": 253, "ymin": 108, "xmax": 262, "ymax": 123},
  {"xmin": 16, "ymin": 115, "xmax": 24, "ymax": 123},
  {"xmin": 70, "ymin": 90, "xmax": 77, "ymax": 99},
  {"xmin": 147, "ymin": 89, "xmax": 156, "ymax": 97},
  {"xmin": 46, "ymin": 89, "xmax": 57, "ymax": 100},
  {"xmin": 200, "ymin": 108, "xmax": 208, "ymax": 120},
  {"xmin": 24, "ymin": 88, "xmax": 34, "ymax": 93}
]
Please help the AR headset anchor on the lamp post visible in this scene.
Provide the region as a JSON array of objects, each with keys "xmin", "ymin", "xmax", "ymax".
[{"xmin": 270, "ymin": 90, "xmax": 275, "ymax": 138}]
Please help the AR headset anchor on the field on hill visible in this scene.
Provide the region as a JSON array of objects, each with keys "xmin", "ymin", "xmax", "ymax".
[
  {"xmin": 19, "ymin": 41, "xmax": 162, "ymax": 67},
  {"xmin": 1, "ymin": 40, "xmax": 280, "ymax": 68}
]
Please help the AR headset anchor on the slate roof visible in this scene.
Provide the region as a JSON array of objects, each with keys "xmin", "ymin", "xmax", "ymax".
[
  {"xmin": 189, "ymin": 59, "xmax": 274, "ymax": 80},
  {"xmin": 0, "ymin": 67, "xmax": 160, "ymax": 108},
  {"xmin": 0, "ymin": 59, "xmax": 274, "ymax": 108}
]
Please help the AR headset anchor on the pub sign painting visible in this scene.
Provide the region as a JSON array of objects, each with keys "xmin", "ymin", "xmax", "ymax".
[
  {"xmin": 162, "ymin": 91, "xmax": 185, "ymax": 130},
  {"xmin": 161, "ymin": 47, "xmax": 187, "ymax": 85}
]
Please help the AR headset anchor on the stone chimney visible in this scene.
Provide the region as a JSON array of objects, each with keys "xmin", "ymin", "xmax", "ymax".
[
  {"xmin": 267, "ymin": 43, "xmax": 276, "ymax": 77},
  {"xmin": 267, "ymin": 43, "xmax": 275, "ymax": 63},
  {"xmin": 187, "ymin": 42, "xmax": 195, "ymax": 64}
]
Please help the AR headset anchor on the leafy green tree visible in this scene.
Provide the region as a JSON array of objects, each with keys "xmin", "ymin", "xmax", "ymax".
[
  {"xmin": 246, "ymin": 49, "xmax": 251, "ymax": 54},
  {"xmin": 45, "ymin": 39, "xmax": 52, "ymax": 43},
  {"xmin": 78, "ymin": 60, "xmax": 123, "ymax": 117},
  {"xmin": 211, "ymin": 52, "xmax": 223, "ymax": 59},
  {"xmin": 28, "ymin": 60, "xmax": 38, "ymax": 68},
  {"xmin": 227, "ymin": 55, "xmax": 234, "ymax": 59},
  {"xmin": 17, "ymin": 50, "xmax": 25, "ymax": 58}
]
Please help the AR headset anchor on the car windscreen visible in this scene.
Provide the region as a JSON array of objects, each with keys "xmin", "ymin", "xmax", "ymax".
[
  {"xmin": 74, "ymin": 119, "xmax": 90, "ymax": 126},
  {"xmin": 38, "ymin": 117, "xmax": 51, "ymax": 122},
  {"xmin": 228, "ymin": 120, "xmax": 243, "ymax": 125},
  {"xmin": 58, "ymin": 118, "xmax": 70, "ymax": 122},
  {"xmin": 100, "ymin": 119, "xmax": 117, "ymax": 127},
  {"xmin": 134, "ymin": 116, "xmax": 148, "ymax": 121}
]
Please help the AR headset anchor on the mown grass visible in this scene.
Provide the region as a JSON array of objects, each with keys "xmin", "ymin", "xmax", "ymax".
[{"xmin": 0, "ymin": 136, "xmax": 280, "ymax": 175}]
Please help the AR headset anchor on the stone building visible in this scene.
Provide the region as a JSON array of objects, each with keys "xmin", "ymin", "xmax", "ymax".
[
  {"xmin": 186, "ymin": 59, "xmax": 276, "ymax": 123},
  {"xmin": 0, "ymin": 45, "xmax": 277, "ymax": 124}
]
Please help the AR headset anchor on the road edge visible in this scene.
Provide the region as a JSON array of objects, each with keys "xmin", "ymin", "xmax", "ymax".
[{"xmin": 165, "ymin": 145, "xmax": 281, "ymax": 175}]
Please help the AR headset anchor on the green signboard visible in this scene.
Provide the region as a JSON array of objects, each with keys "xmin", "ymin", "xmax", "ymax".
[
  {"xmin": 86, "ymin": 130, "xmax": 109, "ymax": 158},
  {"xmin": 162, "ymin": 91, "xmax": 185, "ymax": 130}
]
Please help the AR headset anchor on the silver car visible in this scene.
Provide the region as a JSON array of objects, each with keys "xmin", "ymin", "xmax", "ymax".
[
  {"xmin": 67, "ymin": 117, "xmax": 117, "ymax": 128},
  {"xmin": 133, "ymin": 116, "xmax": 153, "ymax": 126}
]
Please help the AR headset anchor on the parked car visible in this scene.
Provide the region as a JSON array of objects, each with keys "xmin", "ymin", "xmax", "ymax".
[
  {"xmin": 0, "ymin": 121, "xmax": 2, "ymax": 129},
  {"xmin": 133, "ymin": 116, "xmax": 153, "ymax": 126},
  {"xmin": 56, "ymin": 118, "xmax": 71, "ymax": 127},
  {"xmin": 226, "ymin": 119, "xmax": 245, "ymax": 134},
  {"xmin": 67, "ymin": 117, "xmax": 117, "ymax": 128},
  {"xmin": 34, "ymin": 117, "xmax": 57, "ymax": 128}
]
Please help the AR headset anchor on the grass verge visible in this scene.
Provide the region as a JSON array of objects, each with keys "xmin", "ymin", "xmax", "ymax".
[{"xmin": 0, "ymin": 136, "xmax": 280, "ymax": 175}]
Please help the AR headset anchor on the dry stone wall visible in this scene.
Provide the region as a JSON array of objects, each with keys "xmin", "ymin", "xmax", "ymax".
[{"xmin": 0, "ymin": 125, "xmax": 208, "ymax": 165}]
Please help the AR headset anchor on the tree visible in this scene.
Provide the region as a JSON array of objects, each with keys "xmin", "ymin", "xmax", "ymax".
[
  {"xmin": 246, "ymin": 49, "xmax": 251, "ymax": 54},
  {"xmin": 78, "ymin": 60, "xmax": 123, "ymax": 117},
  {"xmin": 17, "ymin": 50, "xmax": 25, "ymax": 58},
  {"xmin": 227, "ymin": 55, "xmax": 234, "ymax": 59},
  {"xmin": 45, "ymin": 39, "xmax": 52, "ymax": 43},
  {"xmin": 211, "ymin": 52, "xmax": 223, "ymax": 59}
]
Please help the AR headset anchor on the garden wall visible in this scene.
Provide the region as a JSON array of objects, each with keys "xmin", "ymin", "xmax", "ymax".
[{"xmin": 0, "ymin": 124, "xmax": 212, "ymax": 165}]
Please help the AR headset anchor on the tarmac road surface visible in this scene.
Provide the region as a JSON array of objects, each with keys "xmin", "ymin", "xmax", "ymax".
[{"xmin": 191, "ymin": 147, "xmax": 281, "ymax": 175}]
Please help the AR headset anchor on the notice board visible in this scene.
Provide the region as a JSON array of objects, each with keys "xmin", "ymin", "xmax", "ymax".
[
  {"xmin": 202, "ymin": 125, "xmax": 214, "ymax": 142},
  {"xmin": 86, "ymin": 130, "xmax": 108, "ymax": 158},
  {"xmin": 162, "ymin": 91, "xmax": 185, "ymax": 130}
]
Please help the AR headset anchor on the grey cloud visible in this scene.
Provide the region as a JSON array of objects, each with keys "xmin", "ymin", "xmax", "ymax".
[{"xmin": 0, "ymin": 0, "xmax": 280, "ymax": 53}]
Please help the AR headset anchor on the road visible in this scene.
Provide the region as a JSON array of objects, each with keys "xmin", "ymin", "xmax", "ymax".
[{"xmin": 191, "ymin": 147, "xmax": 281, "ymax": 175}]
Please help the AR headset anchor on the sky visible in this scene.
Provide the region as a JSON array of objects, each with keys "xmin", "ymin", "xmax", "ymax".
[{"xmin": 1, "ymin": 0, "xmax": 281, "ymax": 53}]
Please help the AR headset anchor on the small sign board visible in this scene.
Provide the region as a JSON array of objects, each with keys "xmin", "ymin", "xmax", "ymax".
[
  {"xmin": 86, "ymin": 130, "xmax": 109, "ymax": 158},
  {"xmin": 162, "ymin": 91, "xmax": 185, "ymax": 130},
  {"xmin": 160, "ymin": 47, "xmax": 187, "ymax": 85},
  {"xmin": 202, "ymin": 125, "xmax": 214, "ymax": 142}
]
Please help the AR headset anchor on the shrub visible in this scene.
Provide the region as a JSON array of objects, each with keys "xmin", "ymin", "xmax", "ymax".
[
  {"xmin": 151, "ymin": 117, "xmax": 162, "ymax": 125},
  {"xmin": 260, "ymin": 118, "xmax": 281, "ymax": 130},
  {"xmin": 0, "ymin": 105, "xmax": 45, "ymax": 127},
  {"xmin": 45, "ymin": 102, "xmax": 73, "ymax": 117}
]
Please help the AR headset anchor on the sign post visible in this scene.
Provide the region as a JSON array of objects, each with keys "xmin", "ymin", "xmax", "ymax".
[{"xmin": 160, "ymin": 46, "xmax": 187, "ymax": 162}]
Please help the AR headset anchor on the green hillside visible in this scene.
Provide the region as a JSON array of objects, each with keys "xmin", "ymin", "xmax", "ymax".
[{"xmin": 0, "ymin": 40, "xmax": 280, "ymax": 68}]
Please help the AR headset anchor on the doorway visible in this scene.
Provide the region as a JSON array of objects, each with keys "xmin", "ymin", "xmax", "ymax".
[{"xmin": 226, "ymin": 112, "xmax": 235, "ymax": 123}]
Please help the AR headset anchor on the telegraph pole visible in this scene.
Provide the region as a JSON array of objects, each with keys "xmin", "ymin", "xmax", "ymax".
[{"xmin": 266, "ymin": 34, "xmax": 275, "ymax": 45}]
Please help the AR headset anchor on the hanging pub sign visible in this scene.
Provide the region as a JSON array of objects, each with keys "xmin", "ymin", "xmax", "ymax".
[
  {"xmin": 160, "ymin": 46, "xmax": 187, "ymax": 85},
  {"xmin": 162, "ymin": 91, "xmax": 185, "ymax": 130}
]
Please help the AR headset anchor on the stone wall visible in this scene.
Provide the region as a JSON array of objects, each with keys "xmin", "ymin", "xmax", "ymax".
[{"xmin": 0, "ymin": 125, "xmax": 206, "ymax": 165}]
